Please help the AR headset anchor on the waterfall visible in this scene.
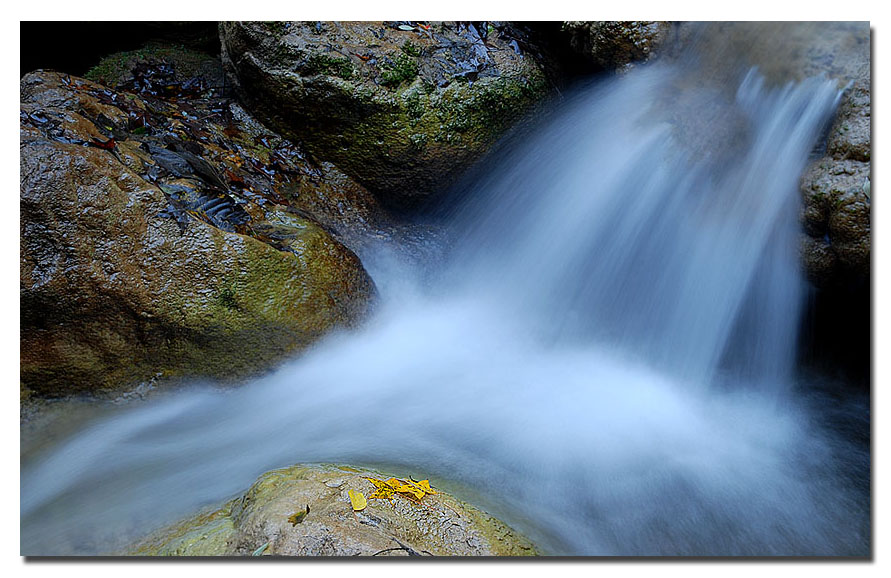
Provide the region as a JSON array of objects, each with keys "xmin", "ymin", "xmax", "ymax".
[{"xmin": 21, "ymin": 39, "xmax": 869, "ymax": 556}]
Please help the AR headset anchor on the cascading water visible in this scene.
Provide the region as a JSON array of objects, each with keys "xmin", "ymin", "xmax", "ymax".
[{"xmin": 21, "ymin": 29, "xmax": 870, "ymax": 556}]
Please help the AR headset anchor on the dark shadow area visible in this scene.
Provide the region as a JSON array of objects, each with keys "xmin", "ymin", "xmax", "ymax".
[
  {"xmin": 20, "ymin": 21, "xmax": 220, "ymax": 78},
  {"xmin": 799, "ymin": 275, "xmax": 871, "ymax": 390}
]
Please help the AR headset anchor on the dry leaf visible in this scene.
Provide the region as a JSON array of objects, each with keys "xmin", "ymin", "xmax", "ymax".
[
  {"xmin": 348, "ymin": 489, "xmax": 367, "ymax": 511},
  {"xmin": 288, "ymin": 504, "xmax": 310, "ymax": 525},
  {"xmin": 363, "ymin": 475, "xmax": 436, "ymax": 503},
  {"xmin": 406, "ymin": 478, "xmax": 438, "ymax": 495},
  {"xmin": 363, "ymin": 477, "xmax": 397, "ymax": 501}
]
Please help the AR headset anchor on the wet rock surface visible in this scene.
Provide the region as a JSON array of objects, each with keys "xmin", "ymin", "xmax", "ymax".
[
  {"xmin": 561, "ymin": 21, "xmax": 672, "ymax": 71},
  {"xmin": 800, "ymin": 158, "xmax": 870, "ymax": 281},
  {"xmin": 129, "ymin": 463, "xmax": 537, "ymax": 556},
  {"xmin": 219, "ymin": 21, "xmax": 551, "ymax": 209},
  {"xmin": 20, "ymin": 69, "xmax": 382, "ymax": 397},
  {"xmin": 797, "ymin": 25, "xmax": 870, "ymax": 286}
]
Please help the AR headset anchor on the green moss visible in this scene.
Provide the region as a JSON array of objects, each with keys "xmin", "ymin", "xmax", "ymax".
[
  {"xmin": 403, "ymin": 90, "xmax": 425, "ymax": 120},
  {"xmin": 463, "ymin": 506, "xmax": 539, "ymax": 556},
  {"xmin": 130, "ymin": 501, "xmax": 237, "ymax": 556},
  {"xmin": 304, "ymin": 53, "xmax": 354, "ymax": 79},
  {"xmin": 408, "ymin": 133, "xmax": 429, "ymax": 151},
  {"xmin": 380, "ymin": 54, "xmax": 418, "ymax": 88},
  {"xmin": 260, "ymin": 45, "xmax": 548, "ymax": 204},
  {"xmin": 401, "ymin": 40, "xmax": 422, "ymax": 57},
  {"xmin": 432, "ymin": 75, "xmax": 547, "ymax": 141},
  {"xmin": 216, "ymin": 284, "xmax": 240, "ymax": 311}
]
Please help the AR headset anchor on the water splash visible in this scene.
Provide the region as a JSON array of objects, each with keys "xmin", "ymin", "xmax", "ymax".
[{"xmin": 21, "ymin": 47, "xmax": 869, "ymax": 555}]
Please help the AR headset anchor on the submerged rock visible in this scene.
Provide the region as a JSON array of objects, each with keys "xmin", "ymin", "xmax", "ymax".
[
  {"xmin": 129, "ymin": 463, "xmax": 537, "ymax": 556},
  {"xmin": 219, "ymin": 21, "xmax": 551, "ymax": 209},
  {"xmin": 20, "ymin": 71, "xmax": 376, "ymax": 397}
]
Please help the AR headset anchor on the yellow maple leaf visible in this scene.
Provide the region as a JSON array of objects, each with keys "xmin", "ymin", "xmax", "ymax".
[
  {"xmin": 362, "ymin": 476, "xmax": 390, "ymax": 490},
  {"xmin": 379, "ymin": 478, "xmax": 419, "ymax": 500},
  {"xmin": 362, "ymin": 475, "xmax": 437, "ymax": 503},
  {"xmin": 363, "ymin": 477, "xmax": 396, "ymax": 501},
  {"xmin": 369, "ymin": 488, "xmax": 395, "ymax": 501},
  {"xmin": 406, "ymin": 478, "xmax": 437, "ymax": 496}
]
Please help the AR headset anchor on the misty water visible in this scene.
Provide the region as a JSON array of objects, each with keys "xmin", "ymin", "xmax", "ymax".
[{"xmin": 21, "ymin": 28, "xmax": 870, "ymax": 556}]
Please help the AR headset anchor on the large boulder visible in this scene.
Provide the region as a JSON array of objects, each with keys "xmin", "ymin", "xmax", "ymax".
[
  {"xmin": 219, "ymin": 21, "xmax": 551, "ymax": 209},
  {"xmin": 76, "ymin": 46, "xmax": 402, "ymax": 256},
  {"xmin": 129, "ymin": 463, "xmax": 537, "ymax": 556},
  {"xmin": 20, "ymin": 71, "xmax": 376, "ymax": 397}
]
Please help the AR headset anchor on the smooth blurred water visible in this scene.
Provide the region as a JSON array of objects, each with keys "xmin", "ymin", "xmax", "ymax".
[{"xmin": 21, "ymin": 36, "xmax": 870, "ymax": 556}]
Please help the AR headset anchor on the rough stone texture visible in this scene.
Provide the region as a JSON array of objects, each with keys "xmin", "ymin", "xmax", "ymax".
[
  {"xmin": 78, "ymin": 47, "xmax": 409, "ymax": 257},
  {"xmin": 796, "ymin": 23, "xmax": 870, "ymax": 286},
  {"xmin": 21, "ymin": 71, "xmax": 376, "ymax": 397},
  {"xmin": 561, "ymin": 21, "xmax": 672, "ymax": 71},
  {"xmin": 219, "ymin": 21, "xmax": 551, "ymax": 209},
  {"xmin": 800, "ymin": 159, "xmax": 871, "ymax": 278},
  {"xmin": 130, "ymin": 464, "xmax": 537, "ymax": 556},
  {"xmin": 826, "ymin": 80, "xmax": 870, "ymax": 163}
]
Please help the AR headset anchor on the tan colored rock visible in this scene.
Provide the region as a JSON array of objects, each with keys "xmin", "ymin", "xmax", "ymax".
[
  {"xmin": 790, "ymin": 22, "xmax": 871, "ymax": 285},
  {"xmin": 130, "ymin": 464, "xmax": 537, "ymax": 556},
  {"xmin": 800, "ymin": 157, "xmax": 870, "ymax": 284},
  {"xmin": 20, "ymin": 71, "xmax": 375, "ymax": 397},
  {"xmin": 826, "ymin": 79, "xmax": 870, "ymax": 162}
]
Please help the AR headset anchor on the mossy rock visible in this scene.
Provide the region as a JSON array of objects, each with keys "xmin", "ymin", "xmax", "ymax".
[
  {"xmin": 219, "ymin": 21, "xmax": 551, "ymax": 209},
  {"xmin": 130, "ymin": 463, "xmax": 538, "ymax": 556},
  {"xmin": 20, "ymin": 71, "xmax": 375, "ymax": 397}
]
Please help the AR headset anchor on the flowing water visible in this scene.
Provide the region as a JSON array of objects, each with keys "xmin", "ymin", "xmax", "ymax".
[{"xmin": 21, "ymin": 26, "xmax": 871, "ymax": 556}]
